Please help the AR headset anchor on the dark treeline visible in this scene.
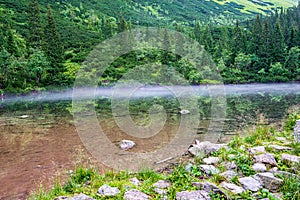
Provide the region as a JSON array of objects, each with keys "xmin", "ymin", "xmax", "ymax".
[
  {"xmin": 194, "ymin": 4, "xmax": 300, "ymax": 83},
  {"xmin": 0, "ymin": 0, "xmax": 300, "ymax": 94}
]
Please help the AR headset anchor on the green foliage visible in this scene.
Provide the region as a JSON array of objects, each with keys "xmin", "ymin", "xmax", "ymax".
[
  {"xmin": 284, "ymin": 113, "xmax": 300, "ymax": 131},
  {"xmin": 280, "ymin": 175, "xmax": 300, "ymax": 200},
  {"xmin": 1, "ymin": 0, "xmax": 300, "ymax": 93}
]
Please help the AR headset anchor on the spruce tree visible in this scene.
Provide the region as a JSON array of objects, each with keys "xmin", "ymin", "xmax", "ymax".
[
  {"xmin": 44, "ymin": 5, "xmax": 63, "ymax": 83},
  {"xmin": 28, "ymin": 0, "xmax": 42, "ymax": 48},
  {"xmin": 272, "ymin": 19, "xmax": 286, "ymax": 63},
  {"xmin": 249, "ymin": 15, "xmax": 263, "ymax": 55},
  {"xmin": 260, "ymin": 20, "xmax": 273, "ymax": 68}
]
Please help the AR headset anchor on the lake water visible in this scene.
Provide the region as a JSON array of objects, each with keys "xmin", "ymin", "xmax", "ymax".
[{"xmin": 0, "ymin": 83, "xmax": 300, "ymax": 199}]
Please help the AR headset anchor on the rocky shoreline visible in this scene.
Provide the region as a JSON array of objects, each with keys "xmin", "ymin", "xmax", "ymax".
[{"xmin": 32, "ymin": 124, "xmax": 300, "ymax": 200}]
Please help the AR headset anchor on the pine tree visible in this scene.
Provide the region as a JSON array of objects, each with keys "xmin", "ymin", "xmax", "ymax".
[
  {"xmin": 232, "ymin": 21, "xmax": 246, "ymax": 55},
  {"xmin": 272, "ymin": 19, "xmax": 286, "ymax": 63},
  {"xmin": 260, "ymin": 20, "xmax": 273, "ymax": 68},
  {"xmin": 44, "ymin": 5, "xmax": 63, "ymax": 83},
  {"xmin": 249, "ymin": 15, "xmax": 263, "ymax": 55},
  {"xmin": 28, "ymin": 0, "xmax": 42, "ymax": 48}
]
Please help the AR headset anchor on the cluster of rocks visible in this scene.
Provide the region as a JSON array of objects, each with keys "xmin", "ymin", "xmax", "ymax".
[
  {"xmin": 185, "ymin": 138, "xmax": 299, "ymax": 199},
  {"xmin": 56, "ymin": 137, "xmax": 299, "ymax": 200}
]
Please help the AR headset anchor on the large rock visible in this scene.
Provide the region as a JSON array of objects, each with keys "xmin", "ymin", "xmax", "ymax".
[
  {"xmin": 124, "ymin": 189, "xmax": 149, "ymax": 200},
  {"xmin": 254, "ymin": 172, "xmax": 283, "ymax": 192},
  {"xmin": 219, "ymin": 170, "xmax": 238, "ymax": 180},
  {"xmin": 238, "ymin": 177, "xmax": 263, "ymax": 192},
  {"xmin": 252, "ymin": 163, "xmax": 267, "ymax": 172},
  {"xmin": 250, "ymin": 146, "xmax": 266, "ymax": 154},
  {"xmin": 176, "ymin": 190, "xmax": 211, "ymax": 200},
  {"xmin": 203, "ymin": 157, "xmax": 219, "ymax": 165},
  {"xmin": 281, "ymin": 153, "xmax": 300, "ymax": 164},
  {"xmin": 268, "ymin": 145, "xmax": 292, "ymax": 151},
  {"xmin": 254, "ymin": 153, "xmax": 277, "ymax": 166},
  {"xmin": 219, "ymin": 182, "xmax": 245, "ymax": 194},
  {"xmin": 97, "ymin": 184, "xmax": 120, "ymax": 196},
  {"xmin": 199, "ymin": 165, "xmax": 220, "ymax": 175},
  {"xmin": 188, "ymin": 140, "xmax": 227, "ymax": 157}
]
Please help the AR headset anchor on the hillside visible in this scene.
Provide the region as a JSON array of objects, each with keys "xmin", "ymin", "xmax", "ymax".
[{"xmin": 0, "ymin": 0, "xmax": 299, "ymax": 93}]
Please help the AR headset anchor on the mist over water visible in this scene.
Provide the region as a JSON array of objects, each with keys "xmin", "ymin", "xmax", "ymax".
[{"xmin": 1, "ymin": 83, "xmax": 300, "ymax": 104}]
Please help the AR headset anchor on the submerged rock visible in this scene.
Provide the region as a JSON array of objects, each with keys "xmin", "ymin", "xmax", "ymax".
[
  {"xmin": 120, "ymin": 140, "xmax": 136, "ymax": 150},
  {"xmin": 124, "ymin": 189, "xmax": 149, "ymax": 200},
  {"xmin": 176, "ymin": 190, "xmax": 211, "ymax": 200},
  {"xmin": 179, "ymin": 110, "xmax": 190, "ymax": 114}
]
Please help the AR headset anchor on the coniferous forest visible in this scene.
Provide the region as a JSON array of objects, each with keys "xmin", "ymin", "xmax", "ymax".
[{"xmin": 0, "ymin": 0, "xmax": 300, "ymax": 93}]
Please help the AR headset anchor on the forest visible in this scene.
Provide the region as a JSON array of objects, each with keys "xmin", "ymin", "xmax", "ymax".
[{"xmin": 0, "ymin": 0, "xmax": 300, "ymax": 93}]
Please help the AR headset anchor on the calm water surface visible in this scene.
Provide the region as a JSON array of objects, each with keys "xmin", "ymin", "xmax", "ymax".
[{"xmin": 0, "ymin": 83, "xmax": 300, "ymax": 199}]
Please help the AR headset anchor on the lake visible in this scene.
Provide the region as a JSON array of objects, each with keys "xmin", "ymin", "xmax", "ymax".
[{"xmin": 0, "ymin": 83, "xmax": 300, "ymax": 199}]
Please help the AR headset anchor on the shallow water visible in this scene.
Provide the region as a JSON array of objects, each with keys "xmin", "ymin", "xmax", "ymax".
[{"xmin": 0, "ymin": 83, "xmax": 300, "ymax": 198}]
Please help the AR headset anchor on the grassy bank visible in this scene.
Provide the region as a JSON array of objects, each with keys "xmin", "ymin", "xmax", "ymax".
[{"xmin": 29, "ymin": 115, "xmax": 300, "ymax": 200}]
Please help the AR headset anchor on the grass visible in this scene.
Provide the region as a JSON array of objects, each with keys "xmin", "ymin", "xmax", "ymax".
[{"xmin": 213, "ymin": 0, "xmax": 297, "ymax": 15}]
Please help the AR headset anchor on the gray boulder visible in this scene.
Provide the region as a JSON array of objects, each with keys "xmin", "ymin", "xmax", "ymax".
[
  {"xmin": 63, "ymin": 194, "xmax": 95, "ymax": 200},
  {"xmin": 254, "ymin": 153, "xmax": 277, "ymax": 166},
  {"xmin": 188, "ymin": 140, "xmax": 227, "ymax": 157},
  {"xmin": 129, "ymin": 177, "xmax": 141, "ymax": 186},
  {"xmin": 268, "ymin": 145, "xmax": 292, "ymax": 151},
  {"xmin": 153, "ymin": 180, "xmax": 171, "ymax": 189},
  {"xmin": 250, "ymin": 146, "xmax": 266, "ymax": 154},
  {"xmin": 238, "ymin": 177, "xmax": 263, "ymax": 192},
  {"xmin": 199, "ymin": 165, "xmax": 220, "ymax": 175},
  {"xmin": 219, "ymin": 170, "xmax": 238, "ymax": 180},
  {"xmin": 224, "ymin": 161, "xmax": 237, "ymax": 170},
  {"xmin": 124, "ymin": 189, "xmax": 149, "ymax": 200},
  {"xmin": 281, "ymin": 153, "xmax": 300, "ymax": 164},
  {"xmin": 176, "ymin": 190, "xmax": 211, "ymax": 200},
  {"xmin": 97, "ymin": 184, "xmax": 120, "ymax": 196},
  {"xmin": 252, "ymin": 163, "xmax": 267, "ymax": 172},
  {"xmin": 219, "ymin": 182, "xmax": 245, "ymax": 194},
  {"xmin": 203, "ymin": 157, "xmax": 219, "ymax": 165},
  {"xmin": 254, "ymin": 172, "xmax": 283, "ymax": 192}
]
